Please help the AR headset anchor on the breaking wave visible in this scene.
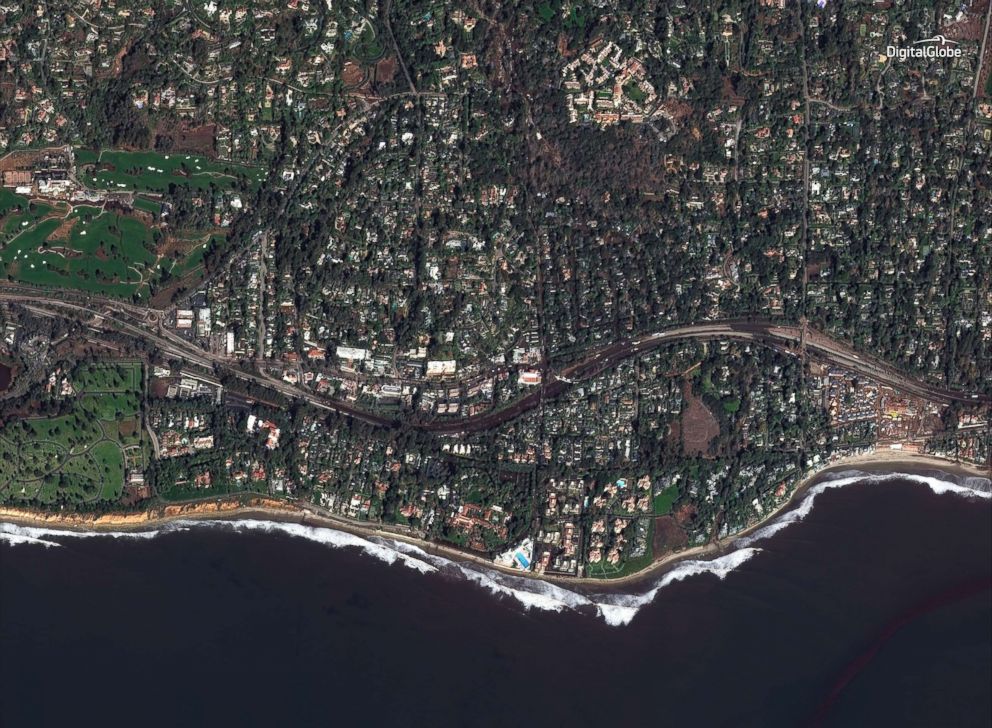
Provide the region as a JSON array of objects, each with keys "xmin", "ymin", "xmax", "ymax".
[
  {"xmin": 733, "ymin": 469, "xmax": 990, "ymax": 549},
  {"xmin": 1, "ymin": 468, "xmax": 988, "ymax": 626},
  {"xmin": 0, "ymin": 522, "xmax": 166, "ymax": 548}
]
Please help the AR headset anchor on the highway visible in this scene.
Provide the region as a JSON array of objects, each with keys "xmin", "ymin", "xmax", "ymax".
[{"xmin": 1, "ymin": 286, "xmax": 987, "ymax": 436}]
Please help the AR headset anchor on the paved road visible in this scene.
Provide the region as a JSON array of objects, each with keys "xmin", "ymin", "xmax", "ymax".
[{"xmin": 1, "ymin": 287, "xmax": 987, "ymax": 436}]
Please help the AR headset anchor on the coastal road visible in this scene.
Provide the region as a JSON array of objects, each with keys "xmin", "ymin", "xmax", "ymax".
[{"xmin": 1, "ymin": 287, "xmax": 988, "ymax": 436}]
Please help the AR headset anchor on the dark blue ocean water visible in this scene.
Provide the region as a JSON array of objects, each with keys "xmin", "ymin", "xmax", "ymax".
[{"xmin": 2, "ymin": 478, "xmax": 990, "ymax": 727}]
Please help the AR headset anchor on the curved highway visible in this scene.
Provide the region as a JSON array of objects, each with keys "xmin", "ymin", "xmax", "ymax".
[{"xmin": 0, "ymin": 287, "xmax": 987, "ymax": 437}]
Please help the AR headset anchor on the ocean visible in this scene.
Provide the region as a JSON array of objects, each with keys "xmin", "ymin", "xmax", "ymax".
[{"xmin": 2, "ymin": 470, "xmax": 990, "ymax": 727}]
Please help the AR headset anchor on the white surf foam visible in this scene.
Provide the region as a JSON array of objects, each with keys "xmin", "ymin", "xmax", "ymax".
[
  {"xmin": 443, "ymin": 546, "xmax": 765, "ymax": 627},
  {"xmin": 0, "ymin": 521, "xmax": 165, "ymax": 547},
  {"xmin": 733, "ymin": 469, "xmax": 990, "ymax": 549},
  {"xmin": 194, "ymin": 519, "xmax": 440, "ymax": 575},
  {"xmin": 2, "ymin": 469, "xmax": 987, "ymax": 625}
]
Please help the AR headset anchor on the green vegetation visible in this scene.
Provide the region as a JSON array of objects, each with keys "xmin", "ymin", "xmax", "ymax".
[
  {"xmin": 624, "ymin": 83, "xmax": 647, "ymax": 104},
  {"xmin": 585, "ymin": 548, "xmax": 655, "ymax": 580},
  {"xmin": 0, "ymin": 204, "xmax": 203, "ymax": 299},
  {"xmin": 0, "ymin": 191, "xmax": 55, "ymax": 236},
  {"xmin": 75, "ymin": 148, "xmax": 264, "ymax": 192},
  {"xmin": 653, "ymin": 485, "xmax": 679, "ymax": 516},
  {"xmin": 132, "ymin": 197, "xmax": 163, "ymax": 215},
  {"xmin": 73, "ymin": 361, "xmax": 142, "ymax": 393},
  {"xmin": 348, "ymin": 21, "xmax": 384, "ymax": 63},
  {"xmin": 536, "ymin": 1, "xmax": 588, "ymax": 29},
  {"xmin": 0, "ymin": 363, "xmax": 144, "ymax": 505}
]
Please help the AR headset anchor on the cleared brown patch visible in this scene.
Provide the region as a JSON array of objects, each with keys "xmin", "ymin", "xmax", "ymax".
[
  {"xmin": 681, "ymin": 379, "xmax": 719, "ymax": 456},
  {"xmin": 118, "ymin": 419, "xmax": 139, "ymax": 438},
  {"xmin": 155, "ymin": 231, "xmax": 217, "ymax": 260},
  {"xmin": 107, "ymin": 41, "xmax": 134, "ymax": 78},
  {"xmin": 149, "ymin": 266, "xmax": 204, "ymax": 308},
  {"xmin": 39, "ymin": 245, "xmax": 82, "ymax": 259},
  {"xmin": 47, "ymin": 216, "xmax": 79, "ymax": 242},
  {"xmin": 374, "ymin": 56, "xmax": 397, "ymax": 85},
  {"xmin": 722, "ymin": 76, "xmax": 746, "ymax": 105},
  {"xmin": 674, "ymin": 503, "xmax": 698, "ymax": 527},
  {"xmin": 149, "ymin": 378, "xmax": 171, "ymax": 398},
  {"xmin": 121, "ymin": 484, "xmax": 152, "ymax": 507},
  {"xmin": 342, "ymin": 60, "xmax": 366, "ymax": 89},
  {"xmin": 0, "ymin": 148, "xmax": 53, "ymax": 172},
  {"xmin": 653, "ymin": 515, "xmax": 689, "ymax": 555},
  {"xmin": 661, "ymin": 98, "xmax": 693, "ymax": 123},
  {"xmin": 154, "ymin": 121, "xmax": 217, "ymax": 156}
]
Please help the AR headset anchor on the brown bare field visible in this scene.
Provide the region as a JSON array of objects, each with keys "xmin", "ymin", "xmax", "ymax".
[
  {"xmin": 153, "ymin": 121, "xmax": 217, "ymax": 156},
  {"xmin": 149, "ymin": 266, "xmax": 205, "ymax": 308},
  {"xmin": 121, "ymin": 484, "xmax": 153, "ymax": 507},
  {"xmin": 374, "ymin": 56, "xmax": 398, "ymax": 85},
  {"xmin": 108, "ymin": 41, "xmax": 134, "ymax": 78},
  {"xmin": 680, "ymin": 379, "xmax": 719, "ymax": 455},
  {"xmin": 118, "ymin": 419, "xmax": 139, "ymax": 438},
  {"xmin": 149, "ymin": 378, "xmax": 171, "ymax": 398},
  {"xmin": 342, "ymin": 60, "xmax": 366, "ymax": 89},
  {"xmin": 674, "ymin": 503, "xmax": 699, "ymax": 528},
  {"xmin": 0, "ymin": 148, "xmax": 50, "ymax": 172},
  {"xmin": 652, "ymin": 515, "xmax": 688, "ymax": 555},
  {"xmin": 940, "ymin": 0, "xmax": 986, "ymax": 41},
  {"xmin": 721, "ymin": 76, "xmax": 746, "ymax": 106},
  {"xmin": 156, "ymin": 231, "xmax": 218, "ymax": 260},
  {"xmin": 661, "ymin": 98, "xmax": 693, "ymax": 122},
  {"xmin": 47, "ymin": 216, "xmax": 79, "ymax": 242},
  {"xmin": 666, "ymin": 418, "xmax": 682, "ymax": 449},
  {"xmin": 156, "ymin": 234, "xmax": 187, "ymax": 259}
]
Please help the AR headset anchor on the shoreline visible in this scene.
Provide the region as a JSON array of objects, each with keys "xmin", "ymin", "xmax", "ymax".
[
  {"xmin": 1, "ymin": 451, "xmax": 989, "ymax": 593},
  {"xmin": 579, "ymin": 450, "xmax": 990, "ymax": 590}
]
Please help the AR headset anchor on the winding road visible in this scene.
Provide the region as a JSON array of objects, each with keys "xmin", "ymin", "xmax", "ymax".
[{"xmin": 0, "ymin": 286, "xmax": 987, "ymax": 436}]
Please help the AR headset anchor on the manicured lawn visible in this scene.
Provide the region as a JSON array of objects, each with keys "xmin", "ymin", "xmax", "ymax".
[
  {"xmin": 0, "ymin": 362, "xmax": 145, "ymax": 505},
  {"xmin": 80, "ymin": 392, "xmax": 141, "ymax": 420},
  {"xmin": 76, "ymin": 148, "xmax": 264, "ymax": 192},
  {"xmin": 73, "ymin": 362, "xmax": 142, "ymax": 394},
  {"xmin": 653, "ymin": 485, "xmax": 680, "ymax": 515},
  {"xmin": 132, "ymin": 197, "xmax": 163, "ymax": 214},
  {"xmin": 0, "ymin": 206, "xmax": 173, "ymax": 298}
]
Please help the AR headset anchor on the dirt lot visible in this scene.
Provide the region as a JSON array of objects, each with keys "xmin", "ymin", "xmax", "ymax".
[
  {"xmin": 153, "ymin": 121, "xmax": 217, "ymax": 157},
  {"xmin": 118, "ymin": 419, "xmax": 139, "ymax": 438},
  {"xmin": 680, "ymin": 379, "xmax": 720, "ymax": 456},
  {"xmin": 342, "ymin": 60, "xmax": 367, "ymax": 89},
  {"xmin": 652, "ymin": 515, "xmax": 688, "ymax": 555},
  {"xmin": 121, "ymin": 484, "xmax": 153, "ymax": 507},
  {"xmin": 149, "ymin": 267, "xmax": 204, "ymax": 308},
  {"xmin": 374, "ymin": 56, "xmax": 398, "ymax": 85},
  {"xmin": 149, "ymin": 378, "xmax": 171, "ymax": 398},
  {"xmin": 47, "ymin": 215, "xmax": 79, "ymax": 242}
]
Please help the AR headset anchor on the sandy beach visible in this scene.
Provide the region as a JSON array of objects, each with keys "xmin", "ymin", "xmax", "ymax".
[
  {"xmin": 579, "ymin": 450, "xmax": 990, "ymax": 590},
  {"xmin": 2, "ymin": 450, "xmax": 989, "ymax": 592}
]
